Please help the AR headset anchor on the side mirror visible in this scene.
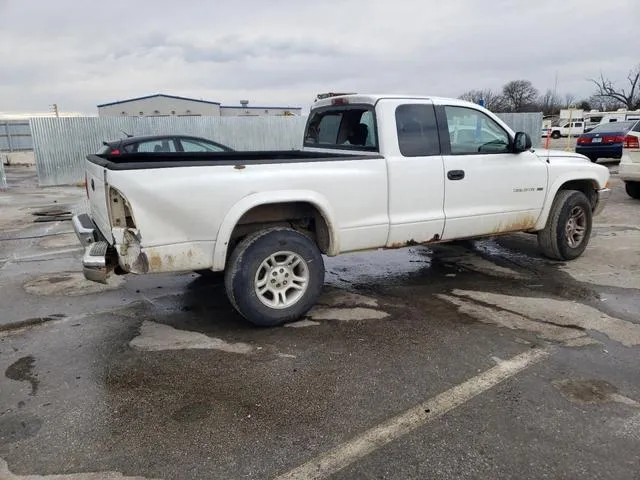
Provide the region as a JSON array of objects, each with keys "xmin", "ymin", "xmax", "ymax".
[{"xmin": 513, "ymin": 132, "xmax": 532, "ymax": 153}]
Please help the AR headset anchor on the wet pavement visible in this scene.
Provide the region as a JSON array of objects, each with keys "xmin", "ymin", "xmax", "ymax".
[{"xmin": 1, "ymin": 165, "xmax": 639, "ymax": 479}]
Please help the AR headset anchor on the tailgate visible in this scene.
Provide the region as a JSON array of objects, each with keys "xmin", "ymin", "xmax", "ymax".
[{"xmin": 85, "ymin": 157, "xmax": 112, "ymax": 242}]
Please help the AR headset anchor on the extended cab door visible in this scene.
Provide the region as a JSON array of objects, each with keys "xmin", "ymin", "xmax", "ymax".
[
  {"xmin": 437, "ymin": 104, "xmax": 548, "ymax": 240},
  {"xmin": 383, "ymin": 100, "xmax": 446, "ymax": 246}
]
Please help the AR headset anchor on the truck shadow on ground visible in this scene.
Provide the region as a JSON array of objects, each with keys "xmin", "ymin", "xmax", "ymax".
[{"xmin": 143, "ymin": 231, "xmax": 639, "ymax": 340}]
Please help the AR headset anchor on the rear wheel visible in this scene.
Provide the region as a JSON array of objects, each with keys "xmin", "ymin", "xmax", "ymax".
[
  {"xmin": 224, "ymin": 228, "xmax": 325, "ymax": 327},
  {"xmin": 625, "ymin": 181, "xmax": 640, "ymax": 199},
  {"xmin": 538, "ymin": 190, "xmax": 592, "ymax": 260},
  {"xmin": 588, "ymin": 156, "xmax": 598, "ymax": 163}
]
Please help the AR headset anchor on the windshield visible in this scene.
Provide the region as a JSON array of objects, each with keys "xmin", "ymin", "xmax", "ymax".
[{"xmin": 590, "ymin": 121, "xmax": 635, "ymax": 133}]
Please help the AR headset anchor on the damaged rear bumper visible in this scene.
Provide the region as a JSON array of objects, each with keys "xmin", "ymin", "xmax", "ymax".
[{"xmin": 72, "ymin": 213, "xmax": 114, "ymax": 284}]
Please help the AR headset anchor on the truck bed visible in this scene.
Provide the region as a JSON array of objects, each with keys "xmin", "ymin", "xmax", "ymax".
[{"xmin": 87, "ymin": 150, "xmax": 382, "ymax": 170}]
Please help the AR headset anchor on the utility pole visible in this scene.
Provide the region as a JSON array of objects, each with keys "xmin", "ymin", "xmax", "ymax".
[{"xmin": 51, "ymin": 103, "xmax": 59, "ymax": 118}]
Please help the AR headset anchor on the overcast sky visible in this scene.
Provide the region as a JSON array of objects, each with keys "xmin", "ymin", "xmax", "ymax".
[{"xmin": 0, "ymin": 0, "xmax": 637, "ymax": 114}]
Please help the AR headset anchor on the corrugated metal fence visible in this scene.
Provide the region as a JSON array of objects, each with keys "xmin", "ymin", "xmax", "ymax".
[
  {"xmin": 496, "ymin": 112, "xmax": 542, "ymax": 149},
  {"xmin": 30, "ymin": 112, "xmax": 542, "ymax": 186},
  {"xmin": 0, "ymin": 160, "xmax": 6, "ymax": 189},
  {"xmin": 30, "ymin": 116, "xmax": 307, "ymax": 186},
  {"xmin": 0, "ymin": 121, "xmax": 33, "ymax": 151}
]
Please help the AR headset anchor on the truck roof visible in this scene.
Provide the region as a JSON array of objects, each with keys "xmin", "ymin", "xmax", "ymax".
[{"xmin": 312, "ymin": 94, "xmax": 480, "ymax": 110}]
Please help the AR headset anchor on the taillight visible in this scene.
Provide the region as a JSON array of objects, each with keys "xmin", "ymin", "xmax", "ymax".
[
  {"xmin": 624, "ymin": 135, "xmax": 640, "ymax": 149},
  {"xmin": 84, "ymin": 173, "xmax": 89, "ymax": 198},
  {"xmin": 602, "ymin": 135, "xmax": 625, "ymax": 143},
  {"xmin": 577, "ymin": 137, "xmax": 590, "ymax": 144},
  {"xmin": 111, "ymin": 149, "xmax": 121, "ymax": 155}
]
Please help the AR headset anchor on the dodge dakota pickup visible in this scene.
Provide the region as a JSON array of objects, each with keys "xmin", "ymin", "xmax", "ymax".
[{"xmin": 73, "ymin": 94, "xmax": 611, "ymax": 326}]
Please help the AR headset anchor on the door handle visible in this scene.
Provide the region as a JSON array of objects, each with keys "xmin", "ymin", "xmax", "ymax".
[{"xmin": 447, "ymin": 170, "xmax": 465, "ymax": 181}]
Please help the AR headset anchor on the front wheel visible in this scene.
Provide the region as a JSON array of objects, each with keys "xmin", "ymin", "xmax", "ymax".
[
  {"xmin": 551, "ymin": 131, "xmax": 561, "ymax": 139},
  {"xmin": 224, "ymin": 228, "xmax": 325, "ymax": 327},
  {"xmin": 537, "ymin": 190, "xmax": 593, "ymax": 260},
  {"xmin": 625, "ymin": 181, "xmax": 640, "ymax": 199}
]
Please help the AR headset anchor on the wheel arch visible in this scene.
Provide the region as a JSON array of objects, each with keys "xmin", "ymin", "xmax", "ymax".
[
  {"xmin": 212, "ymin": 191, "xmax": 338, "ymax": 271},
  {"xmin": 535, "ymin": 176, "xmax": 602, "ymax": 230}
]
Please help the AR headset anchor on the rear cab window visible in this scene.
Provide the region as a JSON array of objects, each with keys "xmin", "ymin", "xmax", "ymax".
[{"xmin": 304, "ymin": 104, "xmax": 378, "ymax": 151}]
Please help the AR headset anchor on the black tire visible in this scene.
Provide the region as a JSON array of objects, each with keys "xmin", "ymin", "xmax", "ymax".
[
  {"xmin": 588, "ymin": 156, "xmax": 598, "ymax": 163},
  {"xmin": 537, "ymin": 190, "xmax": 593, "ymax": 261},
  {"xmin": 625, "ymin": 181, "xmax": 640, "ymax": 199},
  {"xmin": 224, "ymin": 228, "xmax": 325, "ymax": 327},
  {"xmin": 551, "ymin": 131, "xmax": 561, "ymax": 139}
]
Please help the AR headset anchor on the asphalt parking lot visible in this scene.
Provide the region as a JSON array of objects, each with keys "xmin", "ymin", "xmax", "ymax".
[{"xmin": 0, "ymin": 160, "xmax": 639, "ymax": 479}]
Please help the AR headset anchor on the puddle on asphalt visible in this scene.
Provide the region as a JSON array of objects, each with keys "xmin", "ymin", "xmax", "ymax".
[
  {"xmin": 23, "ymin": 272, "xmax": 124, "ymax": 296},
  {"xmin": 0, "ymin": 414, "xmax": 42, "ymax": 445},
  {"xmin": 5, "ymin": 355, "xmax": 38, "ymax": 396},
  {"xmin": 552, "ymin": 379, "xmax": 639, "ymax": 407},
  {"xmin": 439, "ymin": 289, "xmax": 640, "ymax": 347}
]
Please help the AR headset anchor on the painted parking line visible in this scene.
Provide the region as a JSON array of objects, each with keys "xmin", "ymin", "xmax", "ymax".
[{"xmin": 275, "ymin": 348, "xmax": 551, "ymax": 480}]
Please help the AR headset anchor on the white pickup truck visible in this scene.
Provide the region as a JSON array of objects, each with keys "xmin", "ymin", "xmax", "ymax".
[
  {"xmin": 548, "ymin": 120, "xmax": 586, "ymax": 139},
  {"xmin": 73, "ymin": 94, "xmax": 611, "ymax": 326}
]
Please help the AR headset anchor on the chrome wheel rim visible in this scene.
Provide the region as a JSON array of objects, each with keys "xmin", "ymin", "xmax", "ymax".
[
  {"xmin": 565, "ymin": 206, "xmax": 587, "ymax": 248},
  {"xmin": 254, "ymin": 251, "xmax": 309, "ymax": 309}
]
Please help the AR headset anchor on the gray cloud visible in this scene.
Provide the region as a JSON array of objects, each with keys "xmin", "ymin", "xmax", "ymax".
[{"xmin": 0, "ymin": 0, "xmax": 637, "ymax": 114}]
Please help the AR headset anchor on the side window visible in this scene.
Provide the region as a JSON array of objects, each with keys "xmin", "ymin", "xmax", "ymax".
[
  {"xmin": 444, "ymin": 106, "xmax": 510, "ymax": 155},
  {"xmin": 180, "ymin": 139, "xmax": 225, "ymax": 152},
  {"xmin": 136, "ymin": 139, "xmax": 177, "ymax": 153},
  {"xmin": 633, "ymin": 122, "xmax": 640, "ymax": 133},
  {"xmin": 395, "ymin": 104, "xmax": 440, "ymax": 157},
  {"xmin": 304, "ymin": 107, "xmax": 378, "ymax": 150},
  {"xmin": 574, "ymin": 122, "xmax": 583, "ymax": 127},
  {"xmin": 360, "ymin": 110, "xmax": 377, "ymax": 147}
]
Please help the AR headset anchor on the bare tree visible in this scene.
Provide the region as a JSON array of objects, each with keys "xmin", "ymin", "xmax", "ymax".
[
  {"xmin": 577, "ymin": 99, "xmax": 591, "ymax": 111},
  {"xmin": 539, "ymin": 89, "xmax": 559, "ymax": 115},
  {"xmin": 501, "ymin": 80, "xmax": 539, "ymax": 112},
  {"xmin": 589, "ymin": 64, "xmax": 640, "ymax": 110},
  {"xmin": 564, "ymin": 93, "xmax": 576, "ymax": 108},
  {"xmin": 588, "ymin": 95, "xmax": 625, "ymax": 111},
  {"xmin": 458, "ymin": 89, "xmax": 505, "ymax": 111}
]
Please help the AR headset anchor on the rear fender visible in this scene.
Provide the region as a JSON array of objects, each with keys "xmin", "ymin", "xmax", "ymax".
[{"xmin": 212, "ymin": 190, "xmax": 338, "ymax": 271}]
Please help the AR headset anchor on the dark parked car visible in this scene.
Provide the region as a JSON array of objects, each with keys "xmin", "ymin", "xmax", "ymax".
[
  {"xmin": 576, "ymin": 120, "xmax": 639, "ymax": 163},
  {"xmin": 98, "ymin": 135, "xmax": 233, "ymax": 155}
]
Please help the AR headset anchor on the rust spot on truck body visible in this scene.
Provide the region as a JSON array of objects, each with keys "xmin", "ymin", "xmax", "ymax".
[
  {"xmin": 492, "ymin": 215, "xmax": 537, "ymax": 234},
  {"xmin": 387, "ymin": 234, "xmax": 441, "ymax": 249},
  {"xmin": 149, "ymin": 254, "xmax": 163, "ymax": 270}
]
